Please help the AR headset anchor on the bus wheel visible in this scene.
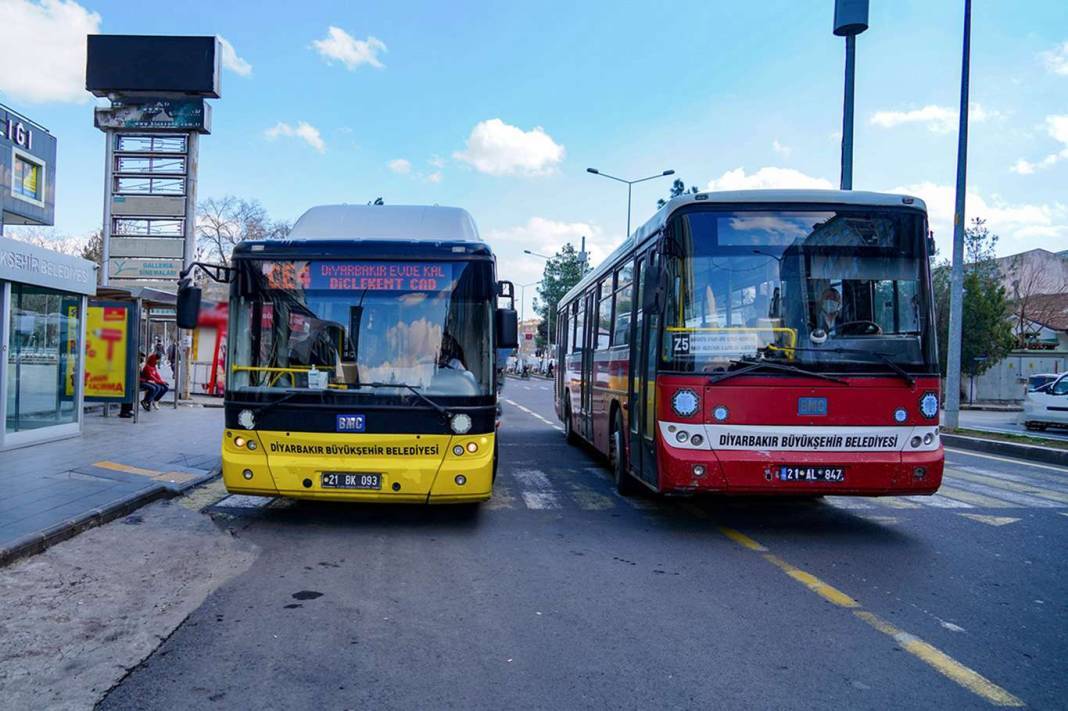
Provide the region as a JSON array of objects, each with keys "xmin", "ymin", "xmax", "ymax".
[
  {"xmin": 611, "ymin": 410, "xmax": 642, "ymax": 497},
  {"xmin": 565, "ymin": 403, "xmax": 579, "ymax": 445}
]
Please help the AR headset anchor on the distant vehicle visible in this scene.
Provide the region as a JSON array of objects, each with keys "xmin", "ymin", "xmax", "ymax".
[
  {"xmin": 555, "ymin": 189, "xmax": 943, "ymax": 498},
  {"xmin": 1020, "ymin": 373, "xmax": 1068, "ymax": 431},
  {"xmin": 1026, "ymin": 373, "xmax": 1059, "ymax": 392},
  {"xmin": 177, "ymin": 204, "xmax": 518, "ymax": 504}
]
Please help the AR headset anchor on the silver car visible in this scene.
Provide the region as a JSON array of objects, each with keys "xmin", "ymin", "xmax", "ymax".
[{"xmin": 1020, "ymin": 373, "xmax": 1068, "ymax": 431}]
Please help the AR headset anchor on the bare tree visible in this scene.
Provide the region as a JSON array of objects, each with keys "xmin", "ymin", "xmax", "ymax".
[
  {"xmin": 197, "ymin": 196, "xmax": 289, "ymax": 266},
  {"xmin": 5, "ymin": 226, "xmax": 94, "ymax": 258},
  {"xmin": 1006, "ymin": 253, "xmax": 1065, "ymax": 347}
]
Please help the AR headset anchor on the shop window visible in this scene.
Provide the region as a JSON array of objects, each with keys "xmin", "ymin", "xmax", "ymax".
[{"xmin": 12, "ymin": 150, "xmax": 45, "ymax": 205}]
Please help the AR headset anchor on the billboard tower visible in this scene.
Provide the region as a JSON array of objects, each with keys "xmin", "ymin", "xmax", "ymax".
[{"xmin": 86, "ymin": 35, "xmax": 220, "ymax": 290}]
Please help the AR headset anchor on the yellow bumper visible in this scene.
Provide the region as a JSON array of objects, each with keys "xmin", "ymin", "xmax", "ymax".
[{"xmin": 221, "ymin": 429, "xmax": 494, "ymax": 504}]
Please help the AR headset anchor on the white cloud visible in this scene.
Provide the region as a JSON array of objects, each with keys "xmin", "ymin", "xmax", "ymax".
[
  {"xmin": 426, "ymin": 171, "xmax": 443, "ymax": 184},
  {"xmin": 218, "ymin": 36, "xmax": 252, "ymax": 77},
  {"xmin": 772, "ymin": 139, "xmax": 792, "ymax": 158},
  {"xmin": 387, "ymin": 158, "xmax": 411, "ymax": 174},
  {"xmin": 705, "ymin": 166, "xmax": 834, "ymax": 191},
  {"xmin": 1009, "ymin": 114, "xmax": 1068, "ymax": 174},
  {"xmin": 264, "ymin": 121, "xmax": 325, "ymax": 153},
  {"xmin": 889, "ymin": 181, "xmax": 1068, "ymax": 256},
  {"xmin": 869, "ymin": 103, "xmax": 995, "ymax": 134},
  {"xmin": 429, "ymin": 155, "xmax": 446, "ymax": 169},
  {"xmin": 0, "ymin": 0, "xmax": 100, "ymax": 103},
  {"xmin": 1041, "ymin": 41, "xmax": 1068, "ymax": 76},
  {"xmin": 453, "ymin": 118, "xmax": 565, "ymax": 176},
  {"xmin": 312, "ymin": 26, "xmax": 386, "ymax": 70}
]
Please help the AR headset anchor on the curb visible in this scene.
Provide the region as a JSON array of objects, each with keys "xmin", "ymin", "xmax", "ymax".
[
  {"xmin": 0, "ymin": 485, "xmax": 168, "ymax": 568},
  {"xmin": 942, "ymin": 433, "xmax": 1068, "ymax": 468},
  {"xmin": 0, "ymin": 468, "xmax": 222, "ymax": 569}
]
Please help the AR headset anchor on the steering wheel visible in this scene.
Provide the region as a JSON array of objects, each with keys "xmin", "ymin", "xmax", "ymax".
[{"xmin": 833, "ymin": 320, "xmax": 882, "ymax": 336}]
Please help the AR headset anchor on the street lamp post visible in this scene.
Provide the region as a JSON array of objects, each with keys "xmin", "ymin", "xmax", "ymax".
[
  {"xmin": 586, "ymin": 168, "xmax": 674, "ymax": 239},
  {"xmin": 834, "ymin": 0, "xmax": 869, "ymax": 190}
]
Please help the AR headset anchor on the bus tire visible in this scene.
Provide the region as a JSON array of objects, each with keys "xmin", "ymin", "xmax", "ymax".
[
  {"xmin": 611, "ymin": 409, "xmax": 642, "ymax": 497},
  {"xmin": 565, "ymin": 401, "xmax": 579, "ymax": 445}
]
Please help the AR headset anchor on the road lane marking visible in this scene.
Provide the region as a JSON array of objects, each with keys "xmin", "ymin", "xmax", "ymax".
[
  {"xmin": 945, "ymin": 447, "xmax": 1068, "ymax": 474},
  {"xmin": 958, "ymin": 514, "xmax": 1020, "ymax": 527},
  {"xmin": 906, "ymin": 494, "xmax": 973, "ymax": 508},
  {"xmin": 877, "ymin": 496, "xmax": 922, "ymax": 509},
  {"xmin": 514, "ymin": 468, "xmax": 553, "ymax": 489},
  {"xmin": 521, "ymin": 491, "xmax": 560, "ymax": 509},
  {"xmin": 946, "ymin": 469, "xmax": 1068, "ymax": 504},
  {"xmin": 824, "ymin": 496, "xmax": 875, "ymax": 510},
  {"xmin": 853, "ymin": 611, "xmax": 1024, "ymax": 707},
  {"xmin": 942, "ymin": 475, "xmax": 1062, "ymax": 508},
  {"xmin": 716, "ymin": 525, "xmax": 767, "ymax": 551},
  {"xmin": 937, "ymin": 485, "xmax": 1017, "ymax": 508},
  {"xmin": 716, "ymin": 526, "xmax": 1026, "ymax": 707},
  {"xmin": 762, "ymin": 554, "xmax": 860, "ymax": 608}
]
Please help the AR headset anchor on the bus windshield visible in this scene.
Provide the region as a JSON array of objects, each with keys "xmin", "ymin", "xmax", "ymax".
[
  {"xmin": 662, "ymin": 208, "xmax": 937, "ymax": 374},
  {"xmin": 229, "ymin": 259, "xmax": 494, "ymax": 397}
]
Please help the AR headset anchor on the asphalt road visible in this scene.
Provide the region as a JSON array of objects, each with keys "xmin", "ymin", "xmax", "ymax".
[
  {"xmin": 101, "ymin": 378, "xmax": 1068, "ymax": 710},
  {"xmin": 958, "ymin": 408, "xmax": 1068, "ymax": 442}
]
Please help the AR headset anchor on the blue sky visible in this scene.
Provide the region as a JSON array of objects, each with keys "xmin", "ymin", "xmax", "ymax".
[{"xmin": 2, "ymin": 0, "xmax": 1067, "ymax": 317}]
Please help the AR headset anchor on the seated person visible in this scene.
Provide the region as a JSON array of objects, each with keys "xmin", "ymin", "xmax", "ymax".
[{"xmin": 140, "ymin": 353, "xmax": 169, "ymax": 410}]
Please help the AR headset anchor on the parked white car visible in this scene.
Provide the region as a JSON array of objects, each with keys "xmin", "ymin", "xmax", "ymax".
[{"xmin": 1020, "ymin": 373, "xmax": 1068, "ymax": 431}]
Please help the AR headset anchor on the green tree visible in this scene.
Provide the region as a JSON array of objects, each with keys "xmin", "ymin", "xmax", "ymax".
[
  {"xmin": 657, "ymin": 178, "xmax": 700, "ymax": 209},
  {"xmin": 533, "ymin": 242, "xmax": 588, "ymax": 348},
  {"xmin": 932, "ymin": 218, "xmax": 1015, "ymax": 380}
]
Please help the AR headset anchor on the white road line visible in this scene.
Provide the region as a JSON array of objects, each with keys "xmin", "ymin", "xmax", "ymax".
[
  {"xmin": 907, "ymin": 494, "xmax": 973, "ymax": 508},
  {"xmin": 945, "ymin": 447, "xmax": 1068, "ymax": 474},
  {"xmin": 521, "ymin": 491, "xmax": 560, "ymax": 509},
  {"xmin": 954, "ymin": 465, "xmax": 1068, "ymax": 492},
  {"xmin": 514, "ymin": 468, "xmax": 553, "ymax": 489},
  {"xmin": 941, "ymin": 477, "xmax": 1062, "ymax": 508},
  {"xmin": 825, "ymin": 497, "xmax": 875, "ymax": 510}
]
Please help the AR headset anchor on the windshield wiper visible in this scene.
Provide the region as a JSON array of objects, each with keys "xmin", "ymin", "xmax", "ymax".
[
  {"xmin": 708, "ymin": 358, "xmax": 847, "ymax": 386},
  {"xmin": 357, "ymin": 382, "xmax": 450, "ymax": 418},
  {"xmin": 767, "ymin": 345, "xmax": 915, "ymax": 387},
  {"xmin": 247, "ymin": 389, "xmax": 313, "ymax": 417}
]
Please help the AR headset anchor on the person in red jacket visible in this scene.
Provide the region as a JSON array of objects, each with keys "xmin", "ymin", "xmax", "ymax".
[{"xmin": 140, "ymin": 353, "xmax": 169, "ymax": 411}]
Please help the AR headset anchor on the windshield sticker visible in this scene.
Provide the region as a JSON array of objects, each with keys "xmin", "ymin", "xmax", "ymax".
[
  {"xmin": 671, "ymin": 331, "xmax": 760, "ymax": 356},
  {"xmin": 310, "ymin": 261, "xmax": 454, "ymax": 292}
]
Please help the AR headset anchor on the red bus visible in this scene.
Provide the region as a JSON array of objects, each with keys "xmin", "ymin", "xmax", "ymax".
[{"xmin": 554, "ymin": 190, "xmax": 943, "ymax": 497}]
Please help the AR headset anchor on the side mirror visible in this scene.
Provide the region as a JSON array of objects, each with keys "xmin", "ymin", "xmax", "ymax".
[
  {"xmin": 176, "ymin": 283, "xmax": 202, "ymax": 329},
  {"xmin": 496, "ymin": 307, "xmax": 518, "ymax": 349}
]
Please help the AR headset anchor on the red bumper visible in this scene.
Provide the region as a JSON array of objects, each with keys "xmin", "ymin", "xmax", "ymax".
[{"xmin": 657, "ymin": 440, "xmax": 943, "ymax": 496}]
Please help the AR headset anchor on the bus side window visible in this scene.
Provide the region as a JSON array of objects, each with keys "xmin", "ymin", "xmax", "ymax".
[
  {"xmin": 597, "ymin": 279, "xmax": 613, "ymax": 350},
  {"xmin": 573, "ymin": 300, "xmax": 584, "ymax": 353},
  {"xmin": 613, "ymin": 263, "xmax": 633, "ymax": 346}
]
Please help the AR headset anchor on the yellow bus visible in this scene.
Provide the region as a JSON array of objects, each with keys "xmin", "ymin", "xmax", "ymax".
[{"xmin": 177, "ymin": 204, "xmax": 518, "ymax": 504}]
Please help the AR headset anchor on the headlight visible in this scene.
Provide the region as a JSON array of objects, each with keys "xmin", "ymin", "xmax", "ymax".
[
  {"xmin": 234, "ymin": 436, "xmax": 246, "ymax": 448},
  {"xmin": 893, "ymin": 408, "xmax": 907, "ymax": 423},
  {"xmin": 452, "ymin": 444, "xmax": 465, "ymax": 456},
  {"xmin": 919, "ymin": 392, "xmax": 939, "ymax": 419},
  {"xmin": 450, "ymin": 413, "xmax": 472, "ymax": 434},
  {"xmin": 923, "ymin": 432, "xmax": 935, "ymax": 446},
  {"xmin": 690, "ymin": 433, "xmax": 704, "ymax": 446},
  {"xmin": 246, "ymin": 440, "xmax": 257, "ymax": 451},
  {"xmin": 672, "ymin": 389, "xmax": 700, "ymax": 418},
  {"xmin": 675, "ymin": 430, "xmax": 690, "ymax": 443},
  {"xmin": 238, "ymin": 409, "xmax": 256, "ymax": 430}
]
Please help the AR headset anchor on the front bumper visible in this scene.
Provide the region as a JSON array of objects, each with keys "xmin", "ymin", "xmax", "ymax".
[{"xmin": 221, "ymin": 429, "xmax": 494, "ymax": 504}]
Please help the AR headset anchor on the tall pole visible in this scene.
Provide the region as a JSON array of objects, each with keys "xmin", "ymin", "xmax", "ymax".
[
  {"xmin": 840, "ymin": 34, "xmax": 856, "ymax": 190},
  {"xmin": 626, "ymin": 183, "xmax": 633, "ymax": 238},
  {"xmin": 944, "ymin": 0, "xmax": 972, "ymax": 430}
]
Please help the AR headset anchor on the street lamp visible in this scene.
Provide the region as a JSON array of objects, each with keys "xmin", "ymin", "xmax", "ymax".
[
  {"xmin": 586, "ymin": 167, "xmax": 674, "ymax": 239},
  {"xmin": 834, "ymin": 0, "xmax": 869, "ymax": 190}
]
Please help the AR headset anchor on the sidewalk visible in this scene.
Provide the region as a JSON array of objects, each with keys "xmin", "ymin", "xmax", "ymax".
[{"xmin": 0, "ymin": 406, "xmax": 223, "ymax": 566}]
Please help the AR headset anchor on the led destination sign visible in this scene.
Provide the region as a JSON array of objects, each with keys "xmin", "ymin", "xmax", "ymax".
[{"xmin": 261, "ymin": 261, "xmax": 454, "ymax": 292}]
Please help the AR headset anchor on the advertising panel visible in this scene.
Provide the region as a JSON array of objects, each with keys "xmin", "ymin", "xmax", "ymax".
[
  {"xmin": 108, "ymin": 257, "xmax": 183, "ymax": 280},
  {"xmin": 94, "ymin": 98, "xmax": 211, "ymax": 134},
  {"xmin": 84, "ymin": 301, "xmax": 137, "ymax": 402}
]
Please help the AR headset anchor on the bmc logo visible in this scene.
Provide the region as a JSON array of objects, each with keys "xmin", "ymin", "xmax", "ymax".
[{"xmin": 336, "ymin": 414, "xmax": 366, "ymax": 432}]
